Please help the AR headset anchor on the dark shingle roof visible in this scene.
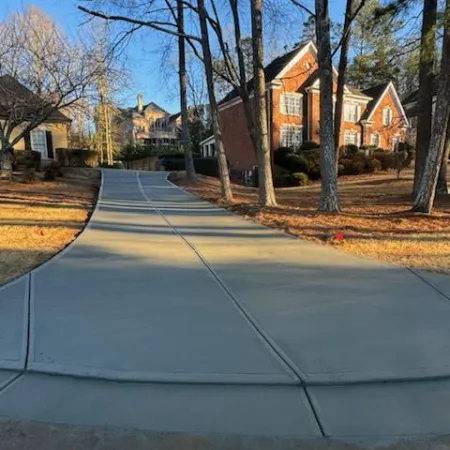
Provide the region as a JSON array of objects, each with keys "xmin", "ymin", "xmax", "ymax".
[
  {"xmin": 0, "ymin": 75, "xmax": 71, "ymax": 122},
  {"xmin": 360, "ymin": 82, "xmax": 391, "ymax": 120},
  {"xmin": 219, "ymin": 43, "xmax": 309, "ymax": 105}
]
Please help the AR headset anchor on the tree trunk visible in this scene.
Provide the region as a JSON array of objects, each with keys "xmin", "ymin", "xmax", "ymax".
[
  {"xmin": 229, "ymin": 0, "xmax": 258, "ymax": 155},
  {"xmin": 413, "ymin": 0, "xmax": 450, "ymax": 213},
  {"xmin": 177, "ymin": 0, "xmax": 196, "ymax": 182},
  {"xmin": 334, "ymin": 0, "xmax": 354, "ymax": 155},
  {"xmin": 436, "ymin": 115, "xmax": 450, "ymax": 194},
  {"xmin": 413, "ymin": 0, "xmax": 437, "ymax": 195},
  {"xmin": 315, "ymin": 0, "xmax": 340, "ymax": 212},
  {"xmin": 0, "ymin": 148, "xmax": 13, "ymax": 179},
  {"xmin": 251, "ymin": 0, "xmax": 276, "ymax": 206},
  {"xmin": 198, "ymin": 0, "xmax": 232, "ymax": 202}
]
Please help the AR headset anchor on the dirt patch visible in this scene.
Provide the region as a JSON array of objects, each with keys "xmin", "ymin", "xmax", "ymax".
[
  {"xmin": 170, "ymin": 170, "xmax": 450, "ymax": 274},
  {"xmin": 0, "ymin": 168, "xmax": 100, "ymax": 285}
]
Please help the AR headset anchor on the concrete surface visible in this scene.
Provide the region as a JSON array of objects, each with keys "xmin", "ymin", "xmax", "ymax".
[
  {"xmin": 0, "ymin": 277, "xmax": 28, "ymax": 370},
  {"xmin": 140, "ymin": 172, "xmax": 450, "ymax": 384},
  {"xmin": 1, "ymin": 169, "xmax": 450, "ymax": 447}
]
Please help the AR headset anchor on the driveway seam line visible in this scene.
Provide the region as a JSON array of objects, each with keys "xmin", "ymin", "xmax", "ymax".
[
  {"xmin": 136, "ymin": 172, "xmax": 303, "ymax": 384},
  {"xmin": 406, "ymin": 267, "xmax": 450, "ymax": 302},
  {"xmin": 137, "ymin": 172, "xmax": 331, "ymax": 437}
]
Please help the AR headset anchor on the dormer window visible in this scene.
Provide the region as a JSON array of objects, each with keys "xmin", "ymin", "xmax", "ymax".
[{"xmin": 383, "ymin": 107, "xmax": 393, "ymax": 126}]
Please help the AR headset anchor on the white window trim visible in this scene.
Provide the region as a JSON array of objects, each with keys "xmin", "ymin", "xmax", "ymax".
[
  {"xmin": 344, "ymin": 130, "xmax": 361, "ymax": 146},
  {"xmin": 280, "ymin": 92, "xmax": 303, "ymax": 116},
  {"xmin": 370, "ymin": 132, "xmax": 380, "ymax": 147},
  {"xmin": 280, "ymin": 124, "xmax": 303, "ymax": 149},
  {"xmin": 392, "ymin": 135, "xmax": 400, "ymax": 151},
  {"xmin": 344, "ymin": 103, "xmax": 361, "ymax": 123},
  {"xmin": 30, "ymin": 129, "xmax": 48, "ymax": 159},
  {"xmin": 383, "ymin": 107, "xmax": 393, "ymax": 126}
]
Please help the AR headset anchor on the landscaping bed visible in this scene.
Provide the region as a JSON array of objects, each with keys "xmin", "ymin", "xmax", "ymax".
[
  {"xmin": 0, "ymin": 168, "xmax": 100, "ymax": 285},
  {"xmin": 170, "ymin": 170, "xmax": 450, "ymax": 274}
]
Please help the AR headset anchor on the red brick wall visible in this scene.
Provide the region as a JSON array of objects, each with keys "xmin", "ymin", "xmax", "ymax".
[
  {"xmin": 271, "ymin": 50, "xmax": 318, "ymax": 149},
  {"xmin": 218, "ymin": 101, "xmax": 256, "ymax": 171},
  {"xmin": 218, "ymin": 47, "xmax": 407, "ymax": 172},
  {"xmin": 365, "ymin": 89, "xmax": 406, "ymax": 149}
]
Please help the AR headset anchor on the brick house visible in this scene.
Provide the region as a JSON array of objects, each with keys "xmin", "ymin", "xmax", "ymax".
[
  {"xmin": 217, "ymin": 41, "xmax": 409, "ymax": 174},
  {"xmin": 117, "ymin": 94, "xmax": 181, "ymax": 148}
]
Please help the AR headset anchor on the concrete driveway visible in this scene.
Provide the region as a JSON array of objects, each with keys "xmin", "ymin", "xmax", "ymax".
[{"xmin": 1, "ymin": 169, "xmax": 450, "ymax": 447}]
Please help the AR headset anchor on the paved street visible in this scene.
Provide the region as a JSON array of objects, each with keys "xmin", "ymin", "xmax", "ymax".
[{"xmin": 1, "ymin": 169, "xmax": 450, "ymax": 447}]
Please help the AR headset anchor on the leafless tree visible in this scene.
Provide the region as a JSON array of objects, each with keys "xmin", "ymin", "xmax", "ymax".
[
  {"xmin": 413, "ymin": 0, "xmax": 450, "ymax": 213},
  {"xmin": 0, "ymin": 6, "xmax": 102, "ymax": 178},
  {"xmin": 177, "ymin": 0, "xmax": 196, "ymax": 182},
  {"xmin": 315, "ymin": 0, "xmax": 340, "ymax": 212},
  {"xmin": 251, "ymin": 0, "xmax": 276, "ymax": 205},
  {"xmin": 414, "ymin": 0, "xmax": 437, "ymax": 195}
]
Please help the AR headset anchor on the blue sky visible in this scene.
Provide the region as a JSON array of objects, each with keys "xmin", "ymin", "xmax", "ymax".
[{"xmin": 0, "ymin": 0, "xmax": 347, "ymax": 113}]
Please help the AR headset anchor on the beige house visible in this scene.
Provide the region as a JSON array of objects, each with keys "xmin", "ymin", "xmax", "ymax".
[
  {"xmin": 0, "ymin": 75, "xmax": 71, "ymax": 160},
  {"xmin": 117, "ymin": 94, "xmax": 181, "ymax": 148}
]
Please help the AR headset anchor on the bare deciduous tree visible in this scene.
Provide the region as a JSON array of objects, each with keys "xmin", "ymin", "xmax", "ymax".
[
  {"xmin": 0, "ymin": 6, "xmax": 101, "ymax": 178},
  {"xmin": 413, "ymin": 0, "xmax": 450, "ymax": 213},
  {"xmin": 315, "ymin": 0, "xmax": 340, "ymax": 212},
  {"xmin": 251, "ymin": 0, "xmax": 276, "ymax": 206}
]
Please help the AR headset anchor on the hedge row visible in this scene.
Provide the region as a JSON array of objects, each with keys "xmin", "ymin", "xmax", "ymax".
[
  {"xmin": 55, "ymin": 148, "xmax": 98, "ymax": 167},
  {"xmin": 162, "ymin": 156, "xmax": 219, "ymax": 178}
]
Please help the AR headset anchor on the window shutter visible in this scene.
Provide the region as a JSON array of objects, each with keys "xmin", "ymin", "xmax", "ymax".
[
  {"xmin": 280, "ymin": 95, "xmax": 286, "ymax": 114},
  {"xmin": 45, "ymin": 131, "xmax": 54, "ymax": 159}
]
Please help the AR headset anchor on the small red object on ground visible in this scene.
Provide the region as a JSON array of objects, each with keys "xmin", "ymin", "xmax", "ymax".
[{"xmin": 335, "ymin": 232, "xmax": 344, "ymax": 241}]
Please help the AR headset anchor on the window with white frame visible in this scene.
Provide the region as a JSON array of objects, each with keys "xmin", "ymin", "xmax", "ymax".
[
  {"xmin": 344, "ymin": 130, "xmax": 360, "ymax": 146},
  {"xmin": 280, "ymin": 93, "xmax": 303, "ymax": 116},
  {"xmin": 280, "ymin": 125, "xmax": 303, "ymax": 149},
  {"xmin": 371, "ymin": 133, "xmax": 380, "ymax": 147},
  {"xmin": 30, "ymin": 129, "xmax": 47, "ymax": 158},
  {"xmin": 383, "ymin": 107, "xmax": 393, "ymax": 126},
  {"xmin": 392, "ymin": 135, "xmax": 400, "ymax": 151},
  {"xmin": 344, "ymin": 103, "xmax": 360, "ymax": 123}
]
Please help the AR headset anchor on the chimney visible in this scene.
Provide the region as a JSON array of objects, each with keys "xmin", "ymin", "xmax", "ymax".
[{"xmin": 137, "ymin": 94, "xmax": 144, "ymax": 113}]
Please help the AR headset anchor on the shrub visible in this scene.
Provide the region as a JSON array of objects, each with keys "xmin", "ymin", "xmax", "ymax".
[
  {"xmin": 341, "ymin": 144, "xmax": 360, "ymax": 155},
  {"xmin": 22, "ymin": 166, "xmax": 36, "ymax": 182},
  {"xmin": 194, "ymin": 157, "xmax": 219, "ymax": 177},
  {"xmin": 291, "ymin": 172, "xmax": 309, "ymax": 186},
  {"xmin": 365, "ymin": 157, "xmax": 382, "ymax": 173},
  {"xmin": 56, "ymin": 148, "xmax": 98, "ymax": 167},
  {"xmin": 300, "ymin": 140, "xmax": 320, "ymax": 150},
  {"xmin": 393, "ymin": 148, "xmax": 415, "ymax": 178},
  {"xmin": 43, "ymin": 166, "xmax": 56, "ymax": 181},
  {"xmin": 14, "ymin": 150, "xmax": 41, "ymax": 171},
  {"xmin": 48, "ymin": 161, "xmax": 63, "ymax": 177},
  {"xmin": 373, "ymin": 152, "xmax": 395, "ymax": 171}
]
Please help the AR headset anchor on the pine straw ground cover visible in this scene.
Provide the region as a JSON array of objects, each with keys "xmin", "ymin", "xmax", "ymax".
[
  {"xmin": 0, "ymin": 168, "xmax": 100, "ymax": 285},
  {"xmin": 170, "ymin": 169, "xmax": 450, "ymax": 274}
]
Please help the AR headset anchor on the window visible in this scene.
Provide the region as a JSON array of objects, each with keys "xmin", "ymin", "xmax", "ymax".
[
  {"xmin": 280, "ymin": 93, "xmax": 303, "ymax": 116},
  {"xmin": 280, "ymin": 125, "xmax": 303, "ymax": 149},
  {"xmin": 371, "ymin": 133, "xmax": 380, "ymax": 147},
  {"xmin": 392, "ymin": 136, "xmax": 400, "ymax": 151},
  {"xmin": 383, "ymin": 107, "xmax": 393, "ymax": 126},
  {"xmin": 344, "ymin": 131, "xmax": 360, "ymax": 146},
  {"xmin": 344, "ymin": 104, "xmax": 360, "ymax": 123},
  {"xmin": 30, "ymin": 130, "xmax": 47, "ymax": 158}
]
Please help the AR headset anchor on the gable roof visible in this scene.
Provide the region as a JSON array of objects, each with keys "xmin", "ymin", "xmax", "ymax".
[
  {"xmin": 360, "ymin": 83, "xmax": 390, "ymax": 120},
  {"xmin": 0, "ymin": 75, "xmax": 71, "ymax": 123},
  {"xmin": 219, "ymin": 42, "xmax": 311, "ymax": 105},
  {"xmin": 361, "ymin": 81, "xmax": 409, "ymax": 125}
]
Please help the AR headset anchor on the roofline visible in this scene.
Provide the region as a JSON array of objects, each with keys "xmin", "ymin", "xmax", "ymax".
[
  {"xmin": 366, "ymin": 81, "xmax": 410, "ymax": 126},
  {"xmin": 199, "ymin": 135, "xmax": 215, "ymax": 146},
  {"xmin": 275, "ymin": 40, "xmax": 343, "ymax": 87}
]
